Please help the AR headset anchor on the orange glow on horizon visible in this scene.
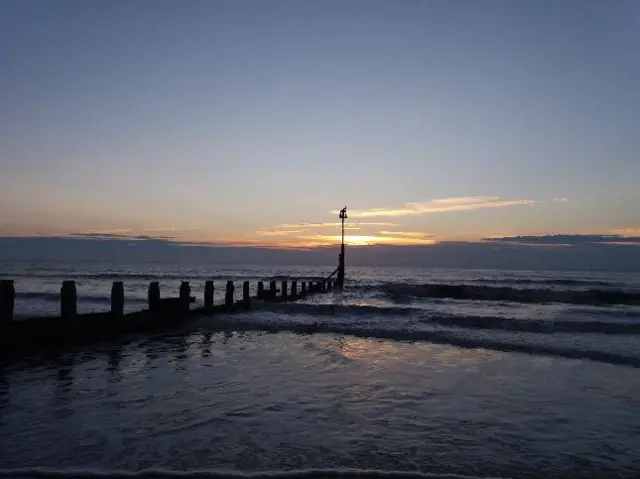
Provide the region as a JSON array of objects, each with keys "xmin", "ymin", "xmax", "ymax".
[{"xmin": 296, "ymin": 234, "xmax": 437, "ymax": 246}]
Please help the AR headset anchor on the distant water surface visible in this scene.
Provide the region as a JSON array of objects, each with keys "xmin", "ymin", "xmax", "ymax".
[{"xmin": 1, "ymin": 262, "xmax": 640, "ymax": 478}]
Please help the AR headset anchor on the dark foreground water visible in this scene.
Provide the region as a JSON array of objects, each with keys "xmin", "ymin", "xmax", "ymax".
[
  {"xmin": 2, "ymin": 332, "xmax": 639, "ymax": 478},
  {"xmin": 1, "ymin": 262, "xmax": 640, "ymax": 478}
]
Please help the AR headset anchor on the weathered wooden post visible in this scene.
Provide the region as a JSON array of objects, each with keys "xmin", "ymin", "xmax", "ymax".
[
  {"xmin": 291, "ymin": 280, "xmax": 297, "ymax": 300},
  {"xmin": 243, "ymin": 281, "xmax": 250, "ymax": 309},
  {"xmin": 257, "ymin": 281, "xmax": 264, "ymax": 299},
  {"xmin": 301, "ymin": 281, "xmax": 307, "ymax": 297},
  {"xmin": 0, "ymin": 280, "xmax": 15, "ymax": 326},
  {"xmin": 61, "ymin": 280, "xmax": 77, "ymax": 320},
  {"xmin": 179, "ymin": 281, "xmax": 191, "ymax": 315},
  {"xmin": 148, "ymin": 282, "xmax": 160, "ymax": 313},
  {"xmin": 225, "ymin": 281, "xmax": 235, "ymax": 309},
  {"xmin": 327, "ymin": 279, "xmax": 332, "ymax": 291},
  {"xmin": 111, "ymin": 281, "xmax": 124, "ymax": 318},
  {"xmin": 269, "ymin": 280, "xmax": 276, "ymax": 298},
  {"xmin": 321, "ymin": 281, "xmax": 326, "ymax": 293},
  {"xmin": 204, "ymin": 281, "xmax": 214, "ymax": 313},
  {"xmin": 281, "ymin": 280, "xmax": 288, "ymax": 301}
]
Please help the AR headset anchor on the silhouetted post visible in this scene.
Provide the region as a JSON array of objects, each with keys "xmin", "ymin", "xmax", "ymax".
[
  {"xmin": 225, "ymin": 281, "xmax": 235, "ymax": 309},
  {"xmin": 179, "ymin": 281, "xmax": 191, "ymax": 315},
  {"xmin": 257, "ymin": 281, "xmax": 264, "ymax": 299},
  {"xmin": 243, "ymin": 281, "xmax": 250, "ymax": 309},
  {"xmin": 148, "ymin": 282, "xmax": 160, "ymax": 313},
  {"xmin": 111, "ymin": 281, "xmax": 124, "ymax": 318},
  {"xmin": 282, "ymin": 280, "xmax": 288, "ymax": 301},
  {"xmin": 0, "ymin": 280, "xmax": 15, "ymax": 326},
  {"xmin": 327, "ymin": 279, "xmax": 332, "ymax": 292},
  {"xmin": 269, "ymin": 281, "xmax": 276, "ymax": 298},
  {"xmin": 321, "ymin": 281, "xmax": 326, "ymax": 293},
  {"xmin": 61, "ymin": 280, "xmax": 77, "ymax": 320},
  {"xmin": 301, "ymin": 281, "xmax": 307, "ymax": 297},
  {"xmin": 338, "ymin": 206, "xmax": 347, "ymax": 289},
  {"xmin": 291, "ymin": 280, "xmax": 297, "ymax": 300},
  {"xmin": 205, "ymin": 281, "xmax": 214, "ymax": 313}
]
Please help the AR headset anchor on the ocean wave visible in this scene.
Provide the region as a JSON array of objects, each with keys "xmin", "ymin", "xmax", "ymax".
[
  {"xmin": 382, "ymin": 283, "xmax": 640, "ymax": 306},
  {"xmin": 474, "ymin": 278, "xmax": 614, "ymax": 287},
  {"xmin": 211, "ymin": 318, "xmax": 640, "ymax": 368},
  {"xmin": 0, "ymin": 469, "xmax": 494, "ymax": 479},
  {"xmin": 252, "ymin": 302, "xmax": 640, "ymax": 335}
]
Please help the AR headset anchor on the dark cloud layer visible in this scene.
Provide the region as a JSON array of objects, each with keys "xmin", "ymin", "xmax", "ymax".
[
  {"xmin": 69, "ymin": 233, "xmax": 175, "ymax": 241},
  {"xmin": 1, "ymin": 236, "xmax": 640, "ymax": 271},
  {"xmin": 484, "ymin": 234, "xmax": 640, "ymax": 245}
]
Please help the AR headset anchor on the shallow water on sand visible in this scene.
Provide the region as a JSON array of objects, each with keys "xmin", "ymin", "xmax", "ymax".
[{"xmin": 1, "ymin": 331, "xmax": 639, "ymax": 478}]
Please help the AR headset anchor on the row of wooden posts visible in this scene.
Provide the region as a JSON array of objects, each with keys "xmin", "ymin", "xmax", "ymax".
[{"xmin": 0, "ymin": 277, "xmax": 337, "ymax": 323}]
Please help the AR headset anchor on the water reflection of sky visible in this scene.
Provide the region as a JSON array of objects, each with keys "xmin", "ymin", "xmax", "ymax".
[{"xmin": 1, "ymin": 331, "xmax": 640, "ymax": 476}]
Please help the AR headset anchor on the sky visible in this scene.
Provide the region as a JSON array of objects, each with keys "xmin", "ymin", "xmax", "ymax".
[{"xmin": 1, "ymin": 0, "xmax": 639, "ymax": 258}]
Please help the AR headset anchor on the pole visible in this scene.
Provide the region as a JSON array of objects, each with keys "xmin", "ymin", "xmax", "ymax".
[{"xmin": 338, "ymin": 206, "xmax": 347, "ymax": 289}]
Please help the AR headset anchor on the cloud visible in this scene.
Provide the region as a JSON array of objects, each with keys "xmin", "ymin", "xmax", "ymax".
[
  {"xmin": 278, "ymin": 222, "xmax": 399, "ymax": 228},
  {"xmin": 255, "ymin": 222, "xmax": 395, "ymax": 239},
  {"xmin": 611, "ymin": 228, "xmax": 640, "ymax": 236},
  {"xmin": 335, "ymin": 196, "xmax": 536, "ymax": 218},
  {"xmin": 143, "ymin": 227, "xmax": 200, "ymax": 233},
  {"xmin": 256, "ymin": 229, "xmax": 307, "ymax": 236},
  {"xmin": 69, "ymin": 232, "xmax": 175, "ymax": 241},
  {"xmin": 83, "ymin": 228, "xmax": 134, "ymax": 235},
  {"xmin": 379, "ymin": 231, "xmax": 434, "ymax": 238},
  {"xmin": 483, "ymin": 234, "xmax": 640, "ymax": 246},
  {"xmin": 554, "ymin": 197, "xmax": 569, "ymax": 203}
]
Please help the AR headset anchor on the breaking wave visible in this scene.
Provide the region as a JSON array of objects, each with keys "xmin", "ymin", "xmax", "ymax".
[
  {"xmin": 200, "ymin": 313, "xmax": 640, "ymax": 368},
  {"xmin": 382, "ymin": 283, "xmax": 640, "ymax": 306},
  {"xmin": 251, "ymin": 302, "xmax": 640, "ymax": 335},
  {"xmin": 474, "ymin": 278, "xmax": 614, "ymax": 287}
]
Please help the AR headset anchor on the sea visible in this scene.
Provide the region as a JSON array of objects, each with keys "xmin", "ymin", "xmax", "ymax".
[{"xmin": 1, "ymin": 261, "xmax": 640, "ymax": 479}]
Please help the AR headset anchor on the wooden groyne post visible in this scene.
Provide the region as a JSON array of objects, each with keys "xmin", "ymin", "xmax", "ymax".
[
  {"xmin": 282, "ymin": 280, "xmax": 288, "ymax": 301},
  {"xmin": 301, "ymin": 281, "xmax": 306, "ymax": 297},
  {"xmin": 179, "ymin": 281, "xmax": 191, "ymax": 315},
  {"xmin": 148, "ymin": 282, "xmax": 160, "ymax": 313},
  {"xmin": 0, "ymin": 280, "xmax": 15, "ymax": 326},
  {"xmin": 111, "ymin": 281, "xmax": 124, "ymax": 318},
  {"xmin": 205, "ymin": 281, "xmax": 214, "ymax": 313},
  {"xmin": 243, "ymin": 281, "xmax": 250, "ymax": 310},
  {"xmin": 61, "ymin": 280, "xmax": 77, "ymax": 321},
  {"xmin": 225, "ymin": 281, "xmax": 235, "ymax": 309}
]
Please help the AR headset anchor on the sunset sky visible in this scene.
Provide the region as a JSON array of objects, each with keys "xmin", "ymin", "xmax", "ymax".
[{"xmin": 1, "ymin": 0, "xmax": 639, "ymax": 249}]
